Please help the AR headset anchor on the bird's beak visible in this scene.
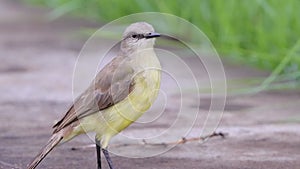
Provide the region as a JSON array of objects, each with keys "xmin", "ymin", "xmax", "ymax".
[{"xmin": 144, "ymin": 32, "xmax": 160, "ymax": 39}]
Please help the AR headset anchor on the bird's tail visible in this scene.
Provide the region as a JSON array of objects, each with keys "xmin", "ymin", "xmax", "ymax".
[{"xmin": 27, "ymin": 133, "xmax": 63, "ymax": 169}]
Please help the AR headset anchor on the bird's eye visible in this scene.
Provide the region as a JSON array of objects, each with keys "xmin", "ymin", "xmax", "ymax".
[{"xmin": 132, "ymin": 34, "xmax": 137, "ymax": 38}]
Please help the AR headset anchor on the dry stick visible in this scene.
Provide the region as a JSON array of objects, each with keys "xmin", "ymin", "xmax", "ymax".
[
  {"xmin": 130, "ymin": 132, "xmax": 226, "ymax": 147},
  {"xmin": 71, "ymin": 132, "xmax": 227, "ymax": 150}
]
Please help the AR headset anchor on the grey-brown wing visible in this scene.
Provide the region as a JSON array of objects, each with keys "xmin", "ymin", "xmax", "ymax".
[{"xmin": 53, "ymin": 55, "xmax": 135, "ymax": 133}]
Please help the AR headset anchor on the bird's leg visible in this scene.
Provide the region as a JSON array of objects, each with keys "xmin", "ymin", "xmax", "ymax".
[
  {"xmin": 95, "ymin": 138, "xmax": 102, "ymax": 169},
  {"xmin": 102, "ymin": 148, "xmax": 114, "ymax": 169}
]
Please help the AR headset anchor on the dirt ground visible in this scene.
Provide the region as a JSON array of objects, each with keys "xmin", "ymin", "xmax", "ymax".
[{"xmin": 1, "ymin": 1, "xmax": 300, "ymax": 169}]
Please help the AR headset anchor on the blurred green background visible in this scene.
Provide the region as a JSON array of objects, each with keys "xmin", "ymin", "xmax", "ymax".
[{"xmin": 24, "ymin": 0, "xmax": 300, "ymax": 91}]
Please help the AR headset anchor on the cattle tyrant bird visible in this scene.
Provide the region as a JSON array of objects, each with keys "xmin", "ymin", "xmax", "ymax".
[{"xmin": 27, "ymin": 22, "xmax": 161, "ymax": 169}]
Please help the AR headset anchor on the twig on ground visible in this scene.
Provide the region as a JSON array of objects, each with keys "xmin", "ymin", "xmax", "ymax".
[
  {"xmin": 71, "ymin": 131, "xmax": 227, "ymax": 150},
  {"xmin": 140, "ymin": 131, "xmax": 227, "ymax": 146}
]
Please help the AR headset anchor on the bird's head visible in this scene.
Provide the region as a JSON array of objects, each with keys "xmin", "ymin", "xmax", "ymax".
[{"xmin": 121, "ymin": 22, "xmax": 160, "ymax": 53}]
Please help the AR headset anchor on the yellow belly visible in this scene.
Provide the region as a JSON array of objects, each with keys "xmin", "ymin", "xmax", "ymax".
[{"xmin": 77, "ymin": 69, "xmax": 161, "ymax": 147}]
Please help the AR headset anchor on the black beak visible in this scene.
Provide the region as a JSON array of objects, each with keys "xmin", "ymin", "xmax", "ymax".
[{"xmin": 144, "ymin": 32, "xmax": 160, "ymax": 39}]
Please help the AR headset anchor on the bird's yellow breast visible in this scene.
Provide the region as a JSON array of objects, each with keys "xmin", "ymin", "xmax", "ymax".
[
  {"xmin": 78, "ymin": 51, "xmax": 161, "ymax": 147},
  {"xmin": 105, "ymin": 53, "xmax": 161, "ymax": 131},
  {"xmin": 115, "ymin": 68, "xmax": 161, "ymax": 121}
]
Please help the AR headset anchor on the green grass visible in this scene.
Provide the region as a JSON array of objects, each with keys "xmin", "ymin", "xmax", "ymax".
[{"xmin": 24, "ymin": 0, "xmax": 300, "ymax": 91}]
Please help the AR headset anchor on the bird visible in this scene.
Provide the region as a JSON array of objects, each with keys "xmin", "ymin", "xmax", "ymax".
[{"xmin": 27, "ymin": 22, "xmax": 161, "ymax": 169}]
